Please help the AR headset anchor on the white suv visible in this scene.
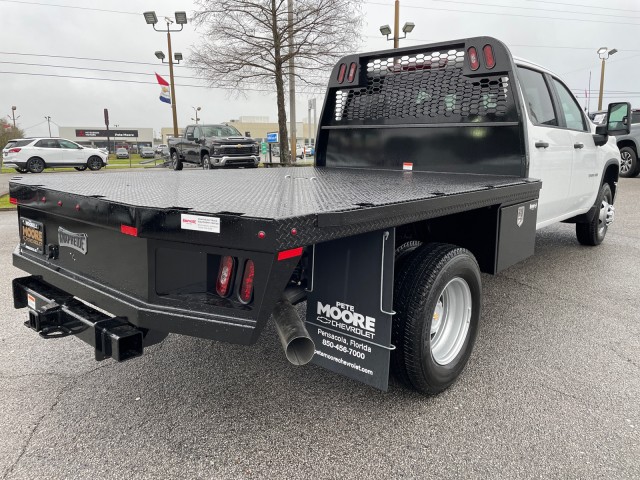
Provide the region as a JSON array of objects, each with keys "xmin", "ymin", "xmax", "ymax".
[{"xmin": 2, "ymin": 138, "xmax": 108, "ymax": 173}]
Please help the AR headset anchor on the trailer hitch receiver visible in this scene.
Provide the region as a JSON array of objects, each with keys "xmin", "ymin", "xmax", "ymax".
[{"xmin": 13, "ymin": 276, "xmax": 143, "ymax": 362}]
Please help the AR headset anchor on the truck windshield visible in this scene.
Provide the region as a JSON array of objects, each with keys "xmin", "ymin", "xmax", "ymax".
[{"xmin": 200, "ymin": 125, "xmax": 242, "ymax": 137}]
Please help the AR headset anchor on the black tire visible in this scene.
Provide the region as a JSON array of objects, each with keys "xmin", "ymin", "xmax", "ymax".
[
  {"xmin": 14, "ymin": 167, "xmax": 28, "ymax": 173},
  {"xmin": 202, "ymin": 153, "xmax": 211, "ymax": 170},
  {"xmin": 618, "ymin": 147, "xmax": 639, "ymax": 178},
  {"xmin": 395, "ymin": 240, "xmax": 423, "ymax": 273},
  {"xmin": 74, "ymin": 165, "xmax": 88, "ymax": 171},
  {"xmin": 171, "ymin": 151, "xmax": 183, "ymax": 171},
  {"xmin": 26, "ymin": 157, "xmax": 45, "ymax": 173},
  {"xmin": 87, "ymin": 156, "xmax": 103, "ymax": 171},
  {"xmin": 391, "ymin": 243, "xmax": 481, "ymax": 395},
  {"xmin": 576, "ymin": 183, "xmax": 613, "ymax": 246}
]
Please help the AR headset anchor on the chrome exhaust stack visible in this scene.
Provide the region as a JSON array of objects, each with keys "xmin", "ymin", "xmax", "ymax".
[{"xmin": 272, "ymin": 299, "xmax": 315, "ymax": 366}]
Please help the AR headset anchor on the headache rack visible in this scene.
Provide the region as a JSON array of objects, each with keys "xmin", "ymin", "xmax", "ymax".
[{"xmin": 315, "ymin": 36, "xmax": 527, "ymax": 177}]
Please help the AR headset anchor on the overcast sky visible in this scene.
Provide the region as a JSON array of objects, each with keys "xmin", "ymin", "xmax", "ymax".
[{"xmin": 2, "ymin": 0, "xmax": 639, "ymax": 139}]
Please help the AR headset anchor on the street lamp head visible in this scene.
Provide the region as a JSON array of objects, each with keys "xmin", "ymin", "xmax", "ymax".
[
  {"xmin": 402, "ymin": 22, "xmax": 415, "ymax": 34},
  {"xmin": 11, "ymin": 106, "xmax": 16, "ymax": 111},
  {"xmin": 379, "ymin": 24, "xmax": 392, "ymax": 36},
  {"xmin": 609, "ymin": 48, "xmax": 618, "ymax": 56},
  {"xmin": 174, "ymin": 52, "xmax": 183, "ymax": 62},
  {"xmin": 143, "ymin": 11, "xmax": 158, "ymax": 25},
  {"xmin": 155, "ymin": 51, "xmax": 166, "ymax": 60},
  {"xmin": 175, "ymin": 11, "xmax": 188, "ymax": 25},
  {"xmin": 197, "ymin": 107, "xmax": 201, "ymax": 111},
  {"xmin": 597, "ymin": 47, "xmax": 608, "ymax": 55}
]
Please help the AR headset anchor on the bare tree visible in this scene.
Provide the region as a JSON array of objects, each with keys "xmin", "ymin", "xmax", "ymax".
[{"xmin": 190, "ymin": 0, "xmax": 362, "ymax": 164}]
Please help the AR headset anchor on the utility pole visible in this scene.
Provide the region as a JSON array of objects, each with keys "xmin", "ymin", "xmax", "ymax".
[
  {"xmin": 44, "ymin": 116, "xmax": 52, "ymax": 137},
  {"xmin": 288, "ymin": 0, "xmax": 297, "ymax": 165}
]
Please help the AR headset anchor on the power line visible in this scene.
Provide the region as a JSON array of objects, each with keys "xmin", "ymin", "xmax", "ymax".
[
  {"xmin": 0, "ymin": 60, "xmax": 199, "ymax": 80},
  {"xmin": 0, "ymin": 51, "xmax": 186, "ymax": 68},
  {"xmin": 364, "ymin": 0, "xmax": 640, "ymax": 26},
  {"xmin": 525, "ymin": 0, "xmax": 640, "ymax": 14},
  {"xmin": 431, "ymin": 0, "xmax": 640, "ymax": 21},
  {"xmin": 0, "ymin": 0, "xmax": 139, "ymax": 15},
  {"xmin": 0, "ymin": 70, "xmax": 326, "ymax": 94}
]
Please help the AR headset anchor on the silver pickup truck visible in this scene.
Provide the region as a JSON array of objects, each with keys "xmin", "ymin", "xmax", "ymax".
[{"xmin": 591, "ymin": 109, "xmax": 640, "ymax": 177}]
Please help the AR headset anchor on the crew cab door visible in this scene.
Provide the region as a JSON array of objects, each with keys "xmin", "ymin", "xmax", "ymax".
[
  {"xmin": 33, "ymin": 139, "xmax": 63, "ymax": 165},
  {"xmin": 517, "ymin": 66, "xmax": 573, "ymax": 225},
  {"xmin": 58, "ymin": 139, "xmax": 86, "ymax": 165},
  {"xmin": 183, "ymin": 126, "xmax": 198, "ymax": 162},
  {"xmin": 549, "ymin": 78, "xmax": 598, "ymax": 211}
]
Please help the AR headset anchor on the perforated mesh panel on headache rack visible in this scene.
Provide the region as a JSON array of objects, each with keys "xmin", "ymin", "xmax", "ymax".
[
  {"xmin": 323, "ymin": 37, "xmax": 519, "ymax": 126},
  {"xmin": 315, "ymin": 37, "xmax": 525, "ymax": 174}
]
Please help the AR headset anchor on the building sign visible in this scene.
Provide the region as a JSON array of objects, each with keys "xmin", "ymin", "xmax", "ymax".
[{"xmin": 76, "ymin": 129, "xmax": 139, "ymax": 138}]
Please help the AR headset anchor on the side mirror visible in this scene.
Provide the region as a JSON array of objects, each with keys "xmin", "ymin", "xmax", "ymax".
[
  {"xmin": 606, "ymin": 102, "xmax": 631, "ymax": 136},
  {"xmin": 245, "ymin": 131, "xmax": 251, "ymax": 137}
]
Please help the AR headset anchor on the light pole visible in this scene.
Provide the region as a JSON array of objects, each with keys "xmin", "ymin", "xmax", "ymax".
[
  {"xmin": 44, "ymin": 116, "xmax": 52, "ymax": 137},
  {"xmin": 597, "ymin": 47, "xmax": 617, "ymax": 111},
  {"xmin": 9, "ymin": 106, "xmax": 19, "ymax": 128},
  {"xmin": 191, "ymin": 106, "xmax": 201, "ymax": 124},
  {"xmin": 380, "ymin": 1, "xmax": 414, "ymax": 48},
  {"xmin": 144, "ymin": 11, "xmax": 187, "ymax": 138}
]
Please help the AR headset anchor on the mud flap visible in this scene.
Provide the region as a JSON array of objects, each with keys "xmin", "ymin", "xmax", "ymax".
[{"xmin": 305, "ymin": 229, "xmax": 395, "ymax": 391}]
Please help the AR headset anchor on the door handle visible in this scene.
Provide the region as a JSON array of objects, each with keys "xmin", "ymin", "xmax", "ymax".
[
  {"xmin": 535, "ymin": 141, "xmax": 549, "ymax": 149},
  {"xmin": 574, "ymin": 142, "xmax": 584, "ymax": 149}
]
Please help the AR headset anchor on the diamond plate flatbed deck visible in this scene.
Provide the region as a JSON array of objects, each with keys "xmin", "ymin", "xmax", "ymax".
[{"xmin": 10, "ymin": 167, "xmax": 541, "ymax": 251}]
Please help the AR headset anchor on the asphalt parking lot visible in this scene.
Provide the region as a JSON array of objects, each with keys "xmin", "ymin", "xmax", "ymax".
[{"xmin": 1, "ymin": 178, "xmax": 638, "ymax": 479}]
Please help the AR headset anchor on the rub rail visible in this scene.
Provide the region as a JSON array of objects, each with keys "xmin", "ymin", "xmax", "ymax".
[{"xmin": 12, "ymin": 276, "xmax": 143, "ymax": 362}]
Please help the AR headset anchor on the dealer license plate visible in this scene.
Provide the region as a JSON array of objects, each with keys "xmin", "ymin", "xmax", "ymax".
[{"xmin": 20, "ymin": 218, "xmax": 45, "ymax": 254}]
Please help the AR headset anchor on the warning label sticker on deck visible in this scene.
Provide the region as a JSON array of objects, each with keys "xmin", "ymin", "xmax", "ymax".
[
  {"xmin": 180, "ymin": 214, "xmax": 220, "ymax": 233},
  {"xmin": 27, "ymin": 294, "xmax": 36, "ymax": 310}
]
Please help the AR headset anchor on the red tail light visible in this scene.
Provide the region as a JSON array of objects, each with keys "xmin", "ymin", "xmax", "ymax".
[
  {"xmin": 239, "ymin": 260, "xmax": 255, "ymax": 304},
  {"xmin": 120, "ymin": 224, "xmax": 138, "ymax": 236},
  {"xmin": 337, "ymin": 63, "xmax": 347, "ymax": 83},
  {"xmin": 347, "ymin": 62, "xmax": 357, "ymax": 82},
  {"xmin": 216, "ymin": 256, "xmax": 235, "ymax": 297},
  {"xmin": 277, "ymin": 247, "xmax": 303, "ymax": 261},
  {"xmin": 9, "ymin": 148, "xmax": 21, "ymax": 153},
  {"xmin": 9, "ymin": 197, "xmax": 17, "ymax": 205},
  {"xmin": 468, "ymin": 47, "xmax": 479, "ymax": 71},
  {"xmin": 483, "ymin": 44, "xmax": 495, "ymax": 69}
]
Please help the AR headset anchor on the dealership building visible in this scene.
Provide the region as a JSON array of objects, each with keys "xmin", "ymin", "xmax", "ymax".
[{"xmin": 58, "ymin": 126, "xmax": 154, "ymax": 151}]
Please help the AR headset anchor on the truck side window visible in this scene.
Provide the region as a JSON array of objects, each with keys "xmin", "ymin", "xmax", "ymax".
[
  {"xmin": 516, "ymin": 67, "xmax": 557, "ymax": 126},
  {"xmin": 193, "ymin": 127, "xmax": 202, "ymax": 140},
  {"xmin": 185, "ymin": 126, "xmax": 195, "ymax": 140},
  {"xmin": 552, "ymin": 78, "xmax": 587, "ymax": 131}
]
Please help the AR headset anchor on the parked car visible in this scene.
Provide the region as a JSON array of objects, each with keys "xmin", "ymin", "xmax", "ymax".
[
  {"xmin": 116, "ymin": 148, "xmax": 130, "ymax": 159},
  {"xmin": 140, "ymin": 147, "xmax": 155, "ymax": 159},
  {"xmin": 2, "ymin": 138, "xmax": 31, "ymax": 172},
  {"xmin": 2, "ymin": 137, "xmax": 107, "ymax": 173},
  {"xmin": 589, "ymin": 109, "xmax": 640, "ymax": 177},
  {"xmin": 155, "ymin": 144, "xmax": 167, "ymax": 154}
]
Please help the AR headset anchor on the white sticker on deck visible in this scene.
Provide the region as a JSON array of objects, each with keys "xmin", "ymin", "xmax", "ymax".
[
  {"xmin": 27, "ymin": 293, "xmax": 36, "ymax": 310},
  {"xmin": 180, "ymin": 214, "xmax": 220, "ymax": 233}
]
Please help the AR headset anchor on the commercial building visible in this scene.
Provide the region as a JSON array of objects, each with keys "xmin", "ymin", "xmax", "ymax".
[
  {"xmin": 58, "ymin": 126, "xmax": 154, "ymax": 152},
  {"xmin": 159, "ymin": 127, "xmax": 184, "ymax": 145},
  {"xmin": 227, "ymin": 117, "xmax": 316, "ymax": 145}
]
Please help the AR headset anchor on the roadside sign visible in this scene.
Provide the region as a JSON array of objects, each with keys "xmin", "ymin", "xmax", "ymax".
[
  {"xmin": 261, "ymin": 142, "xmax": 267, "ymax": 154},
  {"xmin": 266, "ymin": 132, "xmax": 279, "ymax": 143}
]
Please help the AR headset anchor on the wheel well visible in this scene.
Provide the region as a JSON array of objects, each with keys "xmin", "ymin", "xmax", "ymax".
[
  {"xmin": 27, "ymin": 156, "xmax": 45, "ymax": 164},
  {"xmin": 603, "ymin": 163, "xmax": 619, "ymax": 198},
  {"xmin": 617, "ymin": 139, "xmax": 637, "ymax": 156},
  {"xmin": 201, "ymin": 150, "xmax": 209, "ymax": 158}
]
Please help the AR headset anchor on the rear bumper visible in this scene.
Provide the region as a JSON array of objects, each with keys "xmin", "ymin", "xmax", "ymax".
[{"xmin": 13, "ymin": 246, "xmax": 259, "ymax": 345}]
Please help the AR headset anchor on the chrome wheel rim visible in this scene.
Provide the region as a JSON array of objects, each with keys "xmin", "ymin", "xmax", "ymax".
[
  {"xmin": 203, "ymin": 156, "xmax": 210, "ymax": 170},
  {"xmin": 171, "ymin": 153, "xmax": 178, "ymax": 168},
  {"xmin": 430, "ymin": 277, "xmax": 472, "ymax": 366},
  {"xmin": 598, "ymin": 196, "xmax": 613, "ymax": 236},
  {"xmin": 620, "ymin": 151, "xmax": 632, "ymax": 174}
]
